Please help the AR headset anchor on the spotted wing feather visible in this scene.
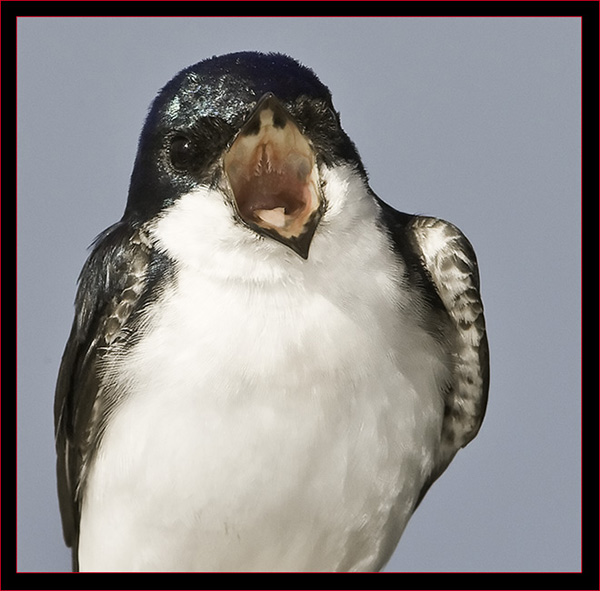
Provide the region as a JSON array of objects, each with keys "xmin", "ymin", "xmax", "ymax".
[
  {"xmin": 409, "ymin": 216, "xmax": 489, "ymax": 487},
  {"xmin": 54, "ymin": 224, "xmax": 152, "ymax": 571}
]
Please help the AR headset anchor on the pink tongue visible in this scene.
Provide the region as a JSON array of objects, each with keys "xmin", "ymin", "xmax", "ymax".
[
  {"xmin": 255, "ymin": 207, "xmax": 286, "ymax": 228},
  {"xmin": 236, "ymin": 170, "xmax": 304, "ymax": 222}
]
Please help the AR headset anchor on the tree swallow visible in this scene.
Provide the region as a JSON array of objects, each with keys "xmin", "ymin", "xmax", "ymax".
[{"xmin": 54, "ymin": 51, "xmax": 489, "ymax": 572}]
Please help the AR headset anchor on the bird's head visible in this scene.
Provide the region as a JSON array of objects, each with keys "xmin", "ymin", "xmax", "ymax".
[{"xmin": 125, "ymin": 52, "xmax": 366, "ymax": 260}]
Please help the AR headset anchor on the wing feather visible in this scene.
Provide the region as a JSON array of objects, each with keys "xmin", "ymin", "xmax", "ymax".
[
  {"xmin": 376, "ymin": 200, "xmax": 489, "ymax": 504},
  {"xmin": 408, "ymin": 215, "xmax": 489, "ymax": 487},
  {"xmin": 53, "ymin": 223, "xmax": 152, "ymax": 570}
]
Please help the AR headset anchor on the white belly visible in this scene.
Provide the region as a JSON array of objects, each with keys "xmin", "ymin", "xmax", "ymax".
[
  {"xmin": 78, "ymin": 180, "xmax": 447, "ymax": 571},
  {"xmin": 78, "ymin": 267, "xmax": 445, "ymax": 572}
]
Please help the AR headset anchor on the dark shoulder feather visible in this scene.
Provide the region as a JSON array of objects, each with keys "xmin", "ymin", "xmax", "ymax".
[
  {"xmin": 53, "ymin": 222, "xmax": 154, "ymax": 570},
  {"xmin": 376, "ymin": 200, "xmax": 489, "ymax": 504}
]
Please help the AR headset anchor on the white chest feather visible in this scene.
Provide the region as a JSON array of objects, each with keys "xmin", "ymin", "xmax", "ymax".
[{"xmin": 79, "ymin": 167, "xmax": 448, "ymax": 572}]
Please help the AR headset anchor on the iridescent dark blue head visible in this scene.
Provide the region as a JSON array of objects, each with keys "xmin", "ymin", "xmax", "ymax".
[
  {"xmin": 124, "ymin": 52, "xmax": 364, "ymax": 223},
  {"xmin": 153, "ymin": 52, "xmax": 335, "ymax": 127}
]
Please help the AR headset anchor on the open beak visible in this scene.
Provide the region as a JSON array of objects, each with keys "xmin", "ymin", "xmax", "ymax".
[{"xmin": 223, "ymin": 93, "xmax": 323, "ymax": 259}]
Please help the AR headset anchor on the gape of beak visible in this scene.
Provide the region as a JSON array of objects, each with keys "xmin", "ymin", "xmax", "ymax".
[{"xmin": 224, "ymin": 94, "xmax": 323, "ymax": 259}]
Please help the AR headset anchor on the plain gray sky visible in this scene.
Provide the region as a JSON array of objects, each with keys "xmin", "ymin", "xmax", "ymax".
[{"xmin": 17, "ymin": 17, "xmax": 581, "ymax": 572}]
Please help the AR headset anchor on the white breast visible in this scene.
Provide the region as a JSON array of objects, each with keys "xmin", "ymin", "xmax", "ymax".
[{"xmin": 78, "ymin": 166, "xmax": 448, "ymax": 572}]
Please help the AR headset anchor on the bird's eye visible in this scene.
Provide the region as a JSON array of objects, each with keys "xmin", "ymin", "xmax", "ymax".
[{"xmin": 169, "ymin": 135, "xmax": 197, "ymax": 171}]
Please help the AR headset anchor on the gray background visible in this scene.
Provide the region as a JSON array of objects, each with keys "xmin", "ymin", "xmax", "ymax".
[{"xmin": 17, "ymin": 17, "xmax": 581, "ymax": 572}]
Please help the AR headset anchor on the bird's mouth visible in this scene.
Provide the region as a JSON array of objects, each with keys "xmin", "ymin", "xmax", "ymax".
[{"xmin": 223, "ymin": 93, "xmax": 323, "ymax": 259}]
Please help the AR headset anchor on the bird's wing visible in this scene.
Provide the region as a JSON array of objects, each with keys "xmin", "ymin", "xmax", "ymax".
[
  {"xmin": 53, "ymin": 223, "xmax": 153, "ymax": 570},
  {"xmin": 409, "ymin": 216, "xmax": 489, "ymax": 458},
  {"xmin": 377, "ymin": 202, "xmax": 489, "ymax": 502}
]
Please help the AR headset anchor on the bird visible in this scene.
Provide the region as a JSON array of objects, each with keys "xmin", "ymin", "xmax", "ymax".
[{"xmin": 54, "ymin": 51, "xmax": 489, "ymax": 572}]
